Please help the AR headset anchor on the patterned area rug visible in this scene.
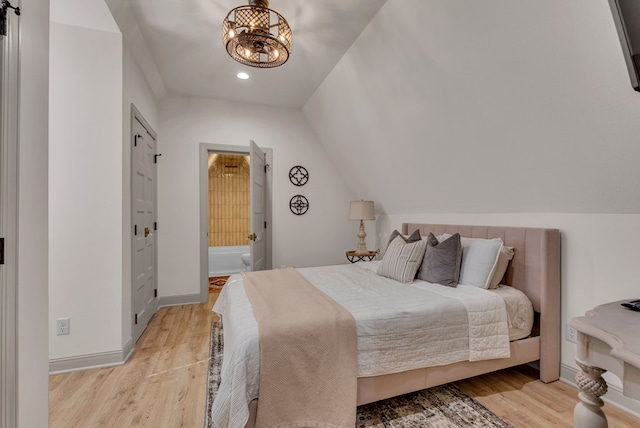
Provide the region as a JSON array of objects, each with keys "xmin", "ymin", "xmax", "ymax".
[
  {"xmin": 209, "ymin": 276, "xmax": 229, "ymax": 293},
  {"xmin": 205, "ymin": 321, "xmax": 513, "ymax": 428}
]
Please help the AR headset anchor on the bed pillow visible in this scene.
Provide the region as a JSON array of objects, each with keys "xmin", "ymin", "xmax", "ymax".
[
  {"xmin": 377, "ymin": 235, "xmax": 427, "ymax": 283},
  {"xmin": 389, "ymin": 229, "xmax": 421, "ymax": 244},
  {"xmin": 416, "ymin": 233, "xmax": 462, "ymax": 287},
  {"xmin": 382, "ymin": 229, "xmax": 421, "ymax": 256},
  {"xmin": 488, "ymin": 246, "xmax": 515, "ymax": 289},
  {"xmin": 440, "ymin": 234, "xmax": 503, "ymax": 288},
  {"xmin": 459, "ymin": 237, "xmax": 503, "ymax": 288}
]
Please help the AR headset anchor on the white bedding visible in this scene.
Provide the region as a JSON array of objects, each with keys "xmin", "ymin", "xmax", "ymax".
[
  {"xmin": 492, "ymin": 284, "xmax": 535, "ymax": 341},
  {"xmin": 211, "ymin": 261, "xmax": 514, "ymax": 428}
]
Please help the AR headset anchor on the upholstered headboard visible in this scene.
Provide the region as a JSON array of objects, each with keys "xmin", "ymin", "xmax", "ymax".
[{"xmin": 401, "ymin": 223, "xmax": 561, "ymax": 382}]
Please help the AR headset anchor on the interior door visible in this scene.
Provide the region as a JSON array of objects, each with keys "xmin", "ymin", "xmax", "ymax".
[
  {"xmin": 249, "ymin": 140, "xmax": 266, "ymax": 271},
  {"xmin": 0, "ymin": 8, "xmax": 19, "ymax": 426},
  {"xmin": 132, "ymin": 113, "xmax": 158, "ymax": 343}
]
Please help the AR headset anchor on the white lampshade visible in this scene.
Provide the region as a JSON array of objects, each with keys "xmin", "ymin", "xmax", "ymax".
[{"xmin": 349, "ymin": 200, "xmax": 375, "ymax": 220}]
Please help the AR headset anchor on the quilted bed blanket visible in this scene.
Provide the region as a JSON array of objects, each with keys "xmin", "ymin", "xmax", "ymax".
[{"xmin": 211, "ymin": 262, "xmax": 510, "ymax": 428}]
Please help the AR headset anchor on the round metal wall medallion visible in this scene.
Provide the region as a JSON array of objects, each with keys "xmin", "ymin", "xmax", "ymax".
[
  {"xmin": 289, "ymin": 195, "xmax": 309, "ymax": 215},
  {"xmin": 289, "ymin": 165, "xmax": 309, "ymax": 186}
]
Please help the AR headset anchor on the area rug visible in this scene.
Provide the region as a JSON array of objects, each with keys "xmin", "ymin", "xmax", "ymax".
[
  {"xmin": 208, "ymin": 276, "xmax": 229, "ymax": 293},
  {"xmin": 205, "ymin": 321, "xmax": 513, "ymax": 428}
]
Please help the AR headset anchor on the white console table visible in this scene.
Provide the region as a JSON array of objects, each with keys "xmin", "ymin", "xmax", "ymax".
[{"xmin": 570, "ymin": 301, "xmax": 640, "ymax": 428}]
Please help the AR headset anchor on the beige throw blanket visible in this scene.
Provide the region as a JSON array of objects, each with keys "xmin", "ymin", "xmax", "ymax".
[{"xmin": 242, "ymin": 268, "xmax": 357, "ymax": 428}]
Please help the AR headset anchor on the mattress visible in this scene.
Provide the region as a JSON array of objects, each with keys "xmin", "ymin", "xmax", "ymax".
[{"xmin": 211, "ymin": 262, "xmax": 531, "ymax": 428}]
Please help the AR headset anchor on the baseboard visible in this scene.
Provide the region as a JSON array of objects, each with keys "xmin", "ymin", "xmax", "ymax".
[
  {"xmin": 49, "ymin": 348, "xmax": 128, "ymax": 374},
  {"xmin": 158, "ymin": 293, "xmax": 201, "ymax": 307},
  {"xmin": 122, "ymin": 337, "xmax": 134, "ymax": 363},
  {"xmin": 50, "ymin": 296, "xmax": 199, "ymax": 374},
  {"xmin": 560, "ymin": 363, "xmax": 640, "ymax": 418}
]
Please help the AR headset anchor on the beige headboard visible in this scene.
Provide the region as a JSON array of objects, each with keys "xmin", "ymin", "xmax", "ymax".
[{"xmin": 402, "ymin": 223, "xmax": 561, "ymax": 381}]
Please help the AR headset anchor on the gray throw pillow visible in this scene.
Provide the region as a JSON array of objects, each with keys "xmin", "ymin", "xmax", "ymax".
[
  {"xmin": 417, "ymin": 232, "xmax": 462, "ymax": 287},
  {"xmin": 388, "ymin": 229, "xmax": 421, "ymax": 245}
]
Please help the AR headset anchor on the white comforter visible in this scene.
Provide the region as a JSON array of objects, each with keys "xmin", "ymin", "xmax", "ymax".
[{"xmin": 211, "ymin": 262, "xmax": 510, "ymax": 428}]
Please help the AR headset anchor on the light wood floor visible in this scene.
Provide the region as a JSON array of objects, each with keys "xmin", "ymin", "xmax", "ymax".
[
  {"xmin": 50, "ymin": 292, "xmax": 640, "ymax": 427},
  {"xmin": 49, "ymin": 292, "xmax": 220, "ymax": 427}
]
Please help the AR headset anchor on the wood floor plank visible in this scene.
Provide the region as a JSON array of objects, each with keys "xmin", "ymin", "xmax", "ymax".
[
  {"xmin": 50, "ymin": 291, "xmax": 640, "ymax": 427},
  {"xmin": 456, "ymin": 365, "xmax": 640, "ymax": 428}
]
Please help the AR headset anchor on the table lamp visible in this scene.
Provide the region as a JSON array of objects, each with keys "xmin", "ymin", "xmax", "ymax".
[{"xmin": 349, "ymin": 200, "xmax": 375, "ymax": 255}]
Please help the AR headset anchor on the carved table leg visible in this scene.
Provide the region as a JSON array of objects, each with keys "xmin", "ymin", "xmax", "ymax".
[{"xmin": 574, "ymin": 358, "xmax": 608, "ymax": 428}]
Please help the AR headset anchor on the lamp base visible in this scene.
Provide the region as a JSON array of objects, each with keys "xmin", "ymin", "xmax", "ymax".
[{"xmin": 354, "ymin": 220, "xmax": 369, "ymax": 255}]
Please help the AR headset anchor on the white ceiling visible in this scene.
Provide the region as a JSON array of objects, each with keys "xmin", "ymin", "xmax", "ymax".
[{"xmin": 119, "ymin": 0, "xmax": 387, "ymax": 108}]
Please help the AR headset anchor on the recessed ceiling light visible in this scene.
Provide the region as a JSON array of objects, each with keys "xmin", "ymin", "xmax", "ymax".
[{"xmin": 237, "ymin": 72, "xmax": 249, "ymax": 80}]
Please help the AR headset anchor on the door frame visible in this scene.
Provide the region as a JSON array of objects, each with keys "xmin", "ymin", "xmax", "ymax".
[
  {"xmin": 130, "ymin": 104, "xmax": 158, "ymax": 343},
  {"xmin": 0, "ymin": 6, "xmax": 20, "ymax": 426},
  {"xmin": 199, "ymin": 143, "xmax": 273, "ymax": 303}
]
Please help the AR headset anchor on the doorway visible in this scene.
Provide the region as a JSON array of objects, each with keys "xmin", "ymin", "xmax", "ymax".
[
  {"xmin": 199, "ymin": 143, "xmax": 272, "ymax": 303},
  {"xmin": 206, "ymin": 152, "xmax": 251, "ymax": 281}
]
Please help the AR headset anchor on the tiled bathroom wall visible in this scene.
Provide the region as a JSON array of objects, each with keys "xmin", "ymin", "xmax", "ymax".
[{"xmin": 208, "ymin": 154, "xmax": 250, "ymax": 246}]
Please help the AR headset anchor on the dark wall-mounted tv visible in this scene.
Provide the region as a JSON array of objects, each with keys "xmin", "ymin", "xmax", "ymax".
[{"xmin": 609, "ymin": 0, "xmax": 640, "ymax": 92}]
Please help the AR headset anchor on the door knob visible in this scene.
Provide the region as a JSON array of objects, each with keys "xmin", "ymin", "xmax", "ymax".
[
  {"xmin": 247, "ymin": 233, "xmax": 257, "ymax": 241},
  {"xmin": 144, "ymin": 227, "xmax": 150, "ymax": 237}
]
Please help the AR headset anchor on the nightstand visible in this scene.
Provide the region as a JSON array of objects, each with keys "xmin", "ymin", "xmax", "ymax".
[{"xmin": 345, "ymin": 250, "xmax": 377, "ymax": 263}]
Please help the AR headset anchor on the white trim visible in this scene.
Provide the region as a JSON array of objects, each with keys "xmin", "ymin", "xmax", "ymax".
[
  {"xmin": 199, "ymin": 143, "xmax": 273, "ymax": 303},
  {"xmin": 122, "ymin": 337, "xmax": 134, "ymax": 363},
  {"xmin": 49, "ymin": 349, "xmax": 129, "ymax": 374},
  {"xmin": 561, "ymin": 363, "xmax": 640, "ymax": 419},
  {"xmin": 0, "ymin": 6, "xmax": 20, "ymax": 427},
  {"xmin": 158, "ymin": 293, "xmax": 202, "ymax": 307},
  {"xmin": 50, "ymin": 338, "xmax": 136, "ymax": 375}
]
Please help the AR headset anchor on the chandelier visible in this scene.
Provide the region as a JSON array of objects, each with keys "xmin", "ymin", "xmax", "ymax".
[{"xmin": 222, "ymin": 0, "xmax": 292, "ymax": 68}]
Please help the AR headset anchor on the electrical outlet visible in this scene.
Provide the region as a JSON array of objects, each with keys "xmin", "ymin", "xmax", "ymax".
[
  {"xmin": 566, "ymin": 324, "xmax": 577, "ymax": 343},
  {"xmin": 57, "ymin": 318, "xmax": 70, "ymax": 335}
]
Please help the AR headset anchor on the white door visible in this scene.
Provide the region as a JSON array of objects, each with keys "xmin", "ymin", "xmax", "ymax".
[
  {"xmin": 0, "ymin": 8, "xmax": 19, "ymax": 426},
  {"xmin": 249, "ymin": 140, "xmax": 266, "ymax": 271},
  {"xmin": 132, "ymin": 112, "xmax": 158, "ymax": 343}
]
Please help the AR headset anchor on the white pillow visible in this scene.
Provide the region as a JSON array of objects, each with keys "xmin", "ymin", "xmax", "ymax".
[
  {"xmin": 376, "ymin": 236, "xmax": 427, "ymax": 283},
  {"xmin": 489, "ymin": 246, "xmax": 514, "ymax": 289},
  {"xmin": 440, "ymin": 234, "xmax": 503, "ymax": 288}
]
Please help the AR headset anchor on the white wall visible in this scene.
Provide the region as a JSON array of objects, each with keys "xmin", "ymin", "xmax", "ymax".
[
  {"xmin": 302, "ymin": 0, "xmax": 640, "ymax": 389},
  {"xmin": 18, "ymin": 0, "xmax": 50, "ymax": 425},
  {"xmin": 304, "ymin": 0, "xmax": 640, "ymax": 214},
  {"xmin": 158, "ymin": 95, "xmax": 356, "ymax": 298},
  {"xmin": 49, "ymin": 20, "xmax": 123, "ymax": 358},
  {"xmin": 50, "ymin": 0, "xmax": 119, "ymax": 33},
  {"xmin": 121, "ymin": 45, "xmax": 159, "ymax": 349}
]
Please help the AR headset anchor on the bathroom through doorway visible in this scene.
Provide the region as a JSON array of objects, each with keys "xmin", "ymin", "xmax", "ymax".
[
  {"xmin": 199, "ymin": 142, "xmax": 273, "ymax": 303},
  {"xmin": 207, "ymin": 152, "xmax": 251, "ymax": 278}
]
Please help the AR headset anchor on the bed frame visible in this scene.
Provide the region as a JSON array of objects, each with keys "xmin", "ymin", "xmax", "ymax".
[
  {"xmin": 356, "ymin": 223, "xmax": 561, "ymax": 405},
  {"xmin": 243, "ymin": 223, "xmax": 561, "ymax": 426}
]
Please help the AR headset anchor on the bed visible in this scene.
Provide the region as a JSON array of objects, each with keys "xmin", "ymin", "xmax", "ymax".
[{"xmin": 211, "ymin": 223, "xmax": 561, "ymax": 427}]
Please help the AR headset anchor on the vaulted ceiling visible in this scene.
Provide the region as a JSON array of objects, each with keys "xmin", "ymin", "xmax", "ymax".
[{"xmin": 107, "ymin": 0, "xmax": 387, "ymax": 107}]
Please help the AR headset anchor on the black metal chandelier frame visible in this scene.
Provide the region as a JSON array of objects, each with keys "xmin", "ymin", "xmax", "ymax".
[{"xmin": 222, "ymin": 0, "xmax": 292, "ymax": 68}]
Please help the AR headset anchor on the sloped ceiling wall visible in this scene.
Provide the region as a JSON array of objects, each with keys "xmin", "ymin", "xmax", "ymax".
[{"xmin": 303, "ymin": 0, "xmax": 640, "ymax": 215}]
